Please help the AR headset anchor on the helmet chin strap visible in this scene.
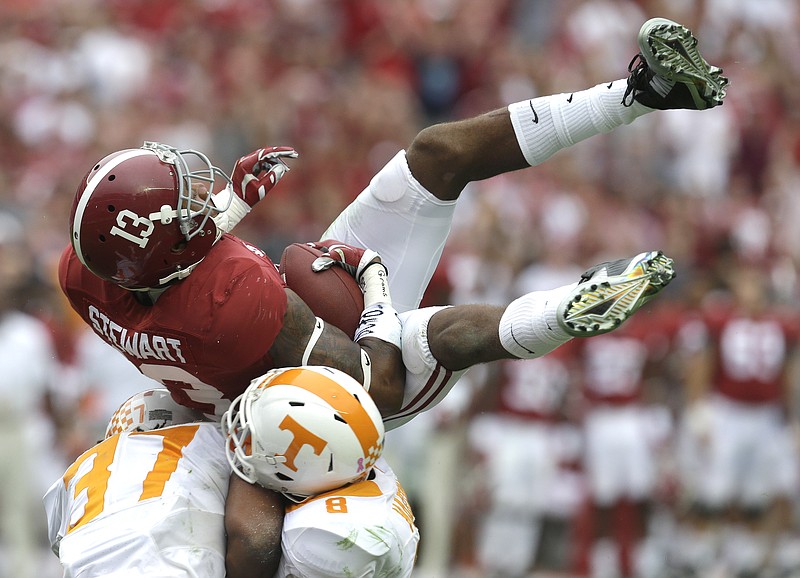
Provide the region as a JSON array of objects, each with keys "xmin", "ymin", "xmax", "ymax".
[
  {"xmin": 144, "ymin": 198, "xmax": 220, "ymax": 289},
  {"xmin": 159, "ymin": 260, "xmax": 204, "ymax": 285},
  {"xmin": 123, "ymin": 260, "xmax": 203, "ymax": 300}
]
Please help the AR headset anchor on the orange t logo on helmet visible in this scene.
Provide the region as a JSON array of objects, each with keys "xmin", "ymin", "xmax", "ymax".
[{"xmin": 277, "ymin": 414, "xmax": 328, "ymax": 472}]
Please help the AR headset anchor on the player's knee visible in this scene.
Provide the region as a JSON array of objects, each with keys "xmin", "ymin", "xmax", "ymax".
[
  {"xmin": 409, "ymin": 124, "xmax": 454, "ymax": 162},
  {"xmin": 399, "ymin": 307, "xmax": 443, "ymax": 375},
  {"xmin": 407, "ymin": 127, "xmax": 469, "ymax": 200}
]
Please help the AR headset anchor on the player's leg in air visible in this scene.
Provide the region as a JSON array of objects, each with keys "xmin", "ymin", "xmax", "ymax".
[
  {"xmin": 322, "ymin": 17, "xmax": 726, "ymax": 314},
  {"xmin": 320, "ymin": 18, "xmax": 724, "ymax": 428},
  {"xmin": 385, "ymin": 251, "xmax": 675, "ymax": 429}
]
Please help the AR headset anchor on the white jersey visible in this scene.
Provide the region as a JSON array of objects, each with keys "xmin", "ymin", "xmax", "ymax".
[
  {"xmin": 43, "ymin": 423, "xmax": 229, "ymax": 578},
  {"xmin": 277, "ymin": 457, "xmax": 419, "ymax": 578}
]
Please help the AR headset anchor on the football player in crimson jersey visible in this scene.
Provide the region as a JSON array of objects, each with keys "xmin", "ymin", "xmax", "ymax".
[
  {"xmin": 671, "ymin": 263, "xmax": 800, "ymax": 577},
  {"xmin": 468, "ymin": 346, "xmax": 583, "ymax": 577},
  {"xmin": 59, "ymin": 17, "xmax": 722, "ymax": 432},
  {"xmin": 569, "ymin": 309, "xmax": 676, "ymax": 578}
]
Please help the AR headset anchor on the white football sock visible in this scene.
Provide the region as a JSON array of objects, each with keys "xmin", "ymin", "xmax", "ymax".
[
  {"xmin": 509, "ymin": 80, "xmax": 651, "ymax": 167},
  {"xmin": 498, "ymin": 284, "xmax": 575, "ymax": 359}
]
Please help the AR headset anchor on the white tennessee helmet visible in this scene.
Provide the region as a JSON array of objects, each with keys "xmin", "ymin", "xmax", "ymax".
[
  {"xmin": 105, "ymin": 388, "xmax": 207, "ymax": 439},
  {"xmin": 221, "ymin": 366, "xmax": 385, "ymax": 502}
]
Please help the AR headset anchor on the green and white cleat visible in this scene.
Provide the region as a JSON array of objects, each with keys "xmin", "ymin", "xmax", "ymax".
[
  {"xmin": 623, "ymin": 17, "xmax": 728, "ymax": 110},
  {"xmin": 558, "ymin": 251, "xmax": 676, "ymax": 337}
]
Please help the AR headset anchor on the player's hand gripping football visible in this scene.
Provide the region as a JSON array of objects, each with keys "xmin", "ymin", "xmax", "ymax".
[
  {"xmin": 309, "ymin": 240, "xmax": 383, "ymax": 285},
  {"xmin": 310, "ymin": 239, "xmax": 394, "ymax": 318},
  {"xmin": 231, "ymin": 146, "xmax": 298, "ymax": 208}
]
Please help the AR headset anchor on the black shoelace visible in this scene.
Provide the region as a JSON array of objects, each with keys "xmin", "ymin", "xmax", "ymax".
[{"xmin": 622, "ymin": 53, "xmax": 649, "ymax": 107}]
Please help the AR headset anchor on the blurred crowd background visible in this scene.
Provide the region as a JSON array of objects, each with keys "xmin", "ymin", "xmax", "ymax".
[{"xmin": 1, "ymin": 0, "xmax": 799, "ymax": 577}]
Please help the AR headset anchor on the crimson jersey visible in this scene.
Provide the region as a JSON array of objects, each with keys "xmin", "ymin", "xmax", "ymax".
[
  {"xmin": 494, "ymin": 343, "xmax": 578, "ymax": 422},
  {"xmin": 701, "ymin": 305, "xmax": 798, "ymax": 404},
  {"xmin": 59, "ymin": 234, "xmax": 288, "ymax": 418},
  {"xmin": 575, "ymin": 311, "xmax": 673, "ymax": 406}
]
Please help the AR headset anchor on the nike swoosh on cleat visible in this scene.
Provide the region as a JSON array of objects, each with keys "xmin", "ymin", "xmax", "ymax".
[{"xmin": 567, "ymin": 94, "xmax": 573, "ymax": 103}]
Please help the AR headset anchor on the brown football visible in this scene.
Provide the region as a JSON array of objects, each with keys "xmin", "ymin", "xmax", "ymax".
[{"xmin": 279, "ymin": 243, "xmax": 364, "ymax": 338}]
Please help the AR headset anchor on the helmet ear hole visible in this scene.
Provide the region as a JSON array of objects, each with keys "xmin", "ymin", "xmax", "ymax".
[{"xmin": 98, "ymin": 235, "xmax": 106, "ymax": 242}]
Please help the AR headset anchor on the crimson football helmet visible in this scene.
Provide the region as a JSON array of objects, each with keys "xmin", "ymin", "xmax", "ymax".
[
  {"xmin": 70, "ymin": 142, "xmax": 233, "ymax": 290},
  {"xmin": 222, "ymin": 366, "xmax": 385, "ymax": 502},
  {"xmin": 105, "ymin": 388, "xmax": 207, "ymax": 439}
]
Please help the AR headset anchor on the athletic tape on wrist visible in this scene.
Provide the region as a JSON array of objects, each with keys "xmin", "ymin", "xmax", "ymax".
[
  {"xmin": 301, "ymin": 317, "xmax": 325, "ymax": 365},
  {"xmin": 360, "ymin": 264, "xmax": 391, "ymax": 307},
  {"xmin": 355, "ymin": 303, "xmax": 402, "ymax": 348},
  {"xmin": 211, "ymin": 186, "xmax": 252, "ymax": 233}
]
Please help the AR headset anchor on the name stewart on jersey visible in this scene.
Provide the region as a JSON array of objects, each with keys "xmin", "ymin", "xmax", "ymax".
[{"xmin": 88, "ymin": 305, "xmax": 186, "ymax": 363}]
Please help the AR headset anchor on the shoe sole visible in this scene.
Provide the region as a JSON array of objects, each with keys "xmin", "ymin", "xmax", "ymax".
[
  {"xmin": 558, "ymin": 251, "xmax": 675, "ymax": 336},
  {"xmin": 638, "ymin": 17, "xmax": 728, "ymax": 109}
]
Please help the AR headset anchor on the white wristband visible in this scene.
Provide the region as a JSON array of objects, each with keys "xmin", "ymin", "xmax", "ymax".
[
  {"xmin": 360, "ymin": 264, "xmax": 391, "ymax": 307},
  {"xmin": 355, "ymin": 303, "xmax": 401, "ymax": 348},
  {"xmin": 211, "ymin": 184, "xmax": 252, "ymax": 233}
]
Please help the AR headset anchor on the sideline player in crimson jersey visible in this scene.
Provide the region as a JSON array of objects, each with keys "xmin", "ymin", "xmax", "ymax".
[
  {"xmin": 468, "ymin": 345, "xmax": 582, "ymax": 576},
  {"xmin": 59, "ymin": 17, "xmax": 722, "ymax": 431},
  {"xmin": 672, "ymin": 263, "xmax": 800, "ymax": 577},
  {"xmin": 570, "ymin": 309, "xmax": 675, "ymax": 578}
]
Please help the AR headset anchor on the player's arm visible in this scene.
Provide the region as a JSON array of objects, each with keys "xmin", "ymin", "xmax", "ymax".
[
  {"xmin": 781, "ymin": 336, "xmax": 800, "ymax": 423},
  {"xmin": 269, "ymin": 289, "xmax": 405, "ymax": 416},
  {"xmin": 683, "ymin": 329, "xmax": 714, "ymax": 405},
  {"xmin": 224, "ymin": 475, "xmax": 285, "ymax": 578}
]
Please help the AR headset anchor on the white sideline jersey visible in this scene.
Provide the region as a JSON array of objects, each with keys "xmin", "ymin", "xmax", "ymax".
[
  {"xmin": 43, "ymin": 423, "xmax": 229, "ymax": 578},
  {"xmin": 278, "ymin": 457, "xmax": 419, "ymax": 578}
]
